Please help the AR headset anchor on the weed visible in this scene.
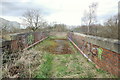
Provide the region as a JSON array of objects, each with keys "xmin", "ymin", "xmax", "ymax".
[
  {"xmin": 96, "ymin": 69, "xmax": 106, "ymax": 73},
  {"xmin": 35, "ymin": 53, "xmax": 53, "ymax": 78},
  {"xmin": 33, "ymin": 36, "xmax": 114, "ymax": 78}
]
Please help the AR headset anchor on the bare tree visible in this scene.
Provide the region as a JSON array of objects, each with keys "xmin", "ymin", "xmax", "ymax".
[
  {"xmin": 81, "ymin": 2, "xmax": 98, "ymax": 34},
  {"xmin": 53, "ymin": 24, "xmax": 67, "ymax": 32},
  {"xmin": 104, "ymin": 15, "xmax": 118, "ymax": 27},
  {"xmin": 103, "ymin": 14, "xmax": 118, "ymax": 39},
  {"xmin": 23, "ymin": 9, "xmax": 44, "ymax": 32}
]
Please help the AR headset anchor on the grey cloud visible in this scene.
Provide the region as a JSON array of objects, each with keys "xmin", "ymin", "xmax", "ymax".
[{"xmin": 0, "ymin": 1, "xmax": 53, "ymax": 17}]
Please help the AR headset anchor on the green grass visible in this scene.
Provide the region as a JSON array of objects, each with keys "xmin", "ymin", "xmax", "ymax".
[
  {"xmin": 35, "ymin": 53, "xmax": 53, "ymax": 78},
  {"xmin": 33, "ymin": 36, "xmax": 114, "ymax": 78},
  {"xmin": 49, "ymin": 36, "xmax": 66, "ymax": 39},
  {"xmin": 33, "ymin": 36, "xmax": 59, "ymax": 51},
  {"xmin": 49, "ymin": 36, "xmax": 67, "ymax": 39},
  {"xmin": 96, "ymin": 69, "xmax": 106, "ymax": 73}
]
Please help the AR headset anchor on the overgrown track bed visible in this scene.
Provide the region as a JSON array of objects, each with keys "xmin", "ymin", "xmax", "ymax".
[
  {"xmin": 33, "ymin": 36, "xmax": 114, "ymax": 78},
  {"xmin": 2, "ymin": 36, "xmax": 115, "ymax": 78},
  {"xmin": 43, "ymin": 39, "xmax": 74, "ymax": 54}
]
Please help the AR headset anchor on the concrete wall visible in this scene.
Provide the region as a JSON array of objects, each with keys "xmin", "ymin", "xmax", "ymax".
[
  {"xmin": 74, "ymin": 32, "xmax": 120, "ymax": 53},
  {"xmin": 68, "ymin": 32, "xmax": 120, "ymax": 77}
]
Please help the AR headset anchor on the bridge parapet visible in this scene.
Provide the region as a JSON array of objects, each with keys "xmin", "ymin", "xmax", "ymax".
[
  {"xmin": 68, "ymin": 32, "xmax": 120, "ymax": 77},
  {"xmin": 74, "ymin": 32, "xmax": 120, "ymax": 53}
]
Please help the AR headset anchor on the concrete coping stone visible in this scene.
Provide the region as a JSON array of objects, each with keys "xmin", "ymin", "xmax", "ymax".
[{"xmin": 73, "ymin": 32, "xmax": 120, "ymax": 53}]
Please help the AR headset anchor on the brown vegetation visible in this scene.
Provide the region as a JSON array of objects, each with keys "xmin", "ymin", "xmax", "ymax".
[
  {"xmin": 74, "ymin": 14, "xmax": 118, "ymax": 40},
  {"xmin": 2, "ymin": 49, "xmax": 43, "ymax": 78}
]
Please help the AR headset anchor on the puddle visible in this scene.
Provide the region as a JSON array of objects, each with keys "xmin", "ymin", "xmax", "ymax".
[{"xmin": 43, "ymin": 39, "xmax": 73, "ymax": 54}]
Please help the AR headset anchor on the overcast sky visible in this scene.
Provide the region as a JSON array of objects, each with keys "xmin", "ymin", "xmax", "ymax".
[{"xmin": 0, "ymin": 0, "xmax": 119, "ymax": 26}]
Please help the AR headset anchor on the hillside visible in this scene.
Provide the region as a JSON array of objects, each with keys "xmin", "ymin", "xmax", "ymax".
[{"xmin": 0, "ymin": 17, "xmax": 20, "ymax": 31}]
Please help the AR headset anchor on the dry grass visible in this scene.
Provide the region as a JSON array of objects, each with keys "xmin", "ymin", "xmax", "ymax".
[
  {"xmin": 2, "ymin": 49, "xmax": 43, "ymax": 78},
  {"xmin": 2, "ymin": 36, "xmax": 116, "ymax": 78}
]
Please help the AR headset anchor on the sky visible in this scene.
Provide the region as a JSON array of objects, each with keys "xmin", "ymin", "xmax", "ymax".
[{"xmin": 0, "ymin": 0, "xmax": 119, "ymax": 27}]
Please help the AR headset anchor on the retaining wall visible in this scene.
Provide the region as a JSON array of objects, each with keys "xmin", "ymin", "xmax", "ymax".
[{"xmin": 68, "ymin": 32, "xmax": 120, "ymax": 77}]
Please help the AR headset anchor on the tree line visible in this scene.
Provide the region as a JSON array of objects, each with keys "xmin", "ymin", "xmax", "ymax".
[
  {"xmin": 74, "ymin": 2, "xmax": 118, "ymax": 40},
  {"xmin": 1, "ymin": 2, "xmax": 119, "ymax": 40}
]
